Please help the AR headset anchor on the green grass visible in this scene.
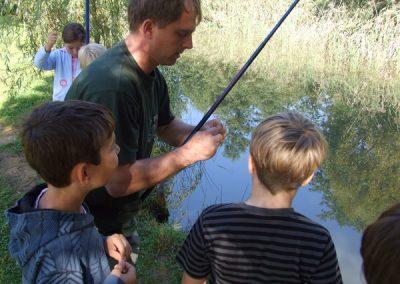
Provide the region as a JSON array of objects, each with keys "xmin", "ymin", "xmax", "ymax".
[
  {"xmin": 136, "ymin": 208, "xmax": 186, "ymax": 284},
  {"xmin": 0, "ymin": 140, "xmax": 23, "ymax": 155},
  {"xmin": 0, "ymin": 177, "xmax": 23, "ymax": 284}
]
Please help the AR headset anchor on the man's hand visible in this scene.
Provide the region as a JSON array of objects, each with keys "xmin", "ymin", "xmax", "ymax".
[
  {"xmin": 201, "ymin": 119, "xmax": 227, "ymax": 138},
  {"xmin": 178, "ymin": 118, "xmax": 226, "ymax": 165},
  {"xmin": 111, "ymin": 260, "xmax": 137, "ymax": 284},
  {"xmin": 104, "ymin": 234, "xmax": 132, "ymax": 261},
  {"xmin": 45, "ymin": 31, "xmax": 58, "ymax": 52}
]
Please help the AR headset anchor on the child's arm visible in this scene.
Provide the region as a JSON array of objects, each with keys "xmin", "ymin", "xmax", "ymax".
[
  {"xmin": 309, "ymin": 237, "xmax": 342, "ymax": 283},
  {"xmin": 33, "ymin": 32, "xmax": 58, "ymax": 70},
  {"xmin": 44, "ymin": 32, "xmax": 58, "ymax": 52},
  {"xmin": 181, "ymin": 272, "xmax": 207, "ymax": 284},
  {"xmin": 104, "ymin": 234, "xmax": 132, "ymax": 261}
]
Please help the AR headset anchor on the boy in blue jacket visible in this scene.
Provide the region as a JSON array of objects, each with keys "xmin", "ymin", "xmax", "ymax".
[{"xmin": 6, "ymin": 100, "xmax": 136, "ymax": 284}]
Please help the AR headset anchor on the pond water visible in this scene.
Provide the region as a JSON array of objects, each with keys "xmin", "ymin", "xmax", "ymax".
[{"xmin": 160, "ymin": 52, "xmax": 400, "ymax": 284}]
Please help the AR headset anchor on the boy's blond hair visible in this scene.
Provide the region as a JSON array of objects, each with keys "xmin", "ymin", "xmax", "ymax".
[
  {"xmin": 250, "ymin": 112, "xmax": 327, "ymax": 193},
  {"xmin": 78, "ymin": 43, "xmax": 106, "ymax": 69}
]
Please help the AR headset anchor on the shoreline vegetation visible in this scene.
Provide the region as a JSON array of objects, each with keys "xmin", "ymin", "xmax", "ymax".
[
  {"xmin": 1, "ymin": 0, "xmax": 399, "ymax": 126},
  {"xmin": 0, "ymin": 0, "xmax": 399, "ymax": 282}
]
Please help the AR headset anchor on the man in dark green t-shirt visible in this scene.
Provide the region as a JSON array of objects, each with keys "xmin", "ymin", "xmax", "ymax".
[{"xmin": 66, "ymin": 0, "xmax": 226, "ymax": 263}]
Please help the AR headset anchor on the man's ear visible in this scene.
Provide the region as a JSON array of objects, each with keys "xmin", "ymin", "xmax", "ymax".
[
  {"xmin": 70, "ymin": 162, "xmax": 91, "ymax": 186},
  {"xmin": 141, "ymin": 19, "xmax": 155, "ymax": 39},
  {"xmin": 301, "ymin": 172, "xmax": 315, "ymax": 186}
]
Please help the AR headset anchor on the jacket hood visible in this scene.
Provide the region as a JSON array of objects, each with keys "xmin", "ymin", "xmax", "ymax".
[{"xmin": 5, "ymin": 184, "xmax": 94, "ymax": 267}]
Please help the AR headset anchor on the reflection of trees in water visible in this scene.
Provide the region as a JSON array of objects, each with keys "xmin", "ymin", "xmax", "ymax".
[
  {"xmin": 164, "ymin": 58, "xmax": 303, "ymax": 160},
  {"xmin": 161, "ymin": 56, "xmax": 400, "ymax": 232},
  {"xmin": 167, "ymin": 162, "xmax": 204, "ymax": 209},
  {"xmin": 314, "ymin": 106, "xmax": 400, "ymax": 232}
]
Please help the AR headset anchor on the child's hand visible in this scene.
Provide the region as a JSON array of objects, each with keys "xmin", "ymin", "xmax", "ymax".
[
  {"xmin": 104, "ymin": 234, "xmax": 132, "ymax": 262},
  {"xmin": 45, "ymin": 32, "xmax": 58, "ymax": 52},
  {"xmin": 111, "ymin": 260, "xmax": 137, "ymax": 284}
]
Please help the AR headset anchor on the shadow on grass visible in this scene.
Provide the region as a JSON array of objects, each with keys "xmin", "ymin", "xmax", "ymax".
[{"xmin": 0, "ymin": 77, "xmax": 52, "ymax": 128}]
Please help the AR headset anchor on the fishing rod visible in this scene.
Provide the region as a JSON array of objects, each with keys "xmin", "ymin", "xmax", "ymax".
[
  {"xmin": 85, "ymin": 0, "xmax": 90, "ymax": 44},
  {"xmin": 182, "ymin": 0, "xmax": 300, "ymax": 145},
  {"xmin": 141, "ymin": 0, "xmax": 300, "ymax": 202}
]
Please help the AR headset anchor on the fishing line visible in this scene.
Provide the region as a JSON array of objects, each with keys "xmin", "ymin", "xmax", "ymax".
[
  {"xmin": 182, "ymin": 0, "xmax": 300, "ymax": 144},
  {"xmin": 141, "ymin": 0, "xmax": 300, "ymax": 202}
]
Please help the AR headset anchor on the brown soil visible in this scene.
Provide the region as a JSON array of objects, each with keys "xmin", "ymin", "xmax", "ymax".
[{"xmin": 0, "ymin": 124, "xmax": 38, "ymax": 193}]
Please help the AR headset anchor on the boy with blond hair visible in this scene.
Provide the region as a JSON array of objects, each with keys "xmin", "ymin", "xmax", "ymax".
[
  {"xmin": 6, "ymin": 100, "xmax": 136, "ymax": 284},
  {"xmin": 177, "ymin": 112, "xmax": 342, "ymax": 284},
  {"xmin": 78, "ymin": 43, "xmax": 107, "ymax": 69}
]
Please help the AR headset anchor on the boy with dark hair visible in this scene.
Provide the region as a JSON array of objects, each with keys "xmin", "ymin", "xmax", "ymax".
[
  {"xmin": 361, "ymin": 202, "xmax": 400, "ymax": 284},
  {"xmin": 6, "ymin": 100, "xmax": 136, "ymax": 284},
  {"xmin": 177, "ymin": 112, "xmax": 343, "ymax": 284}
]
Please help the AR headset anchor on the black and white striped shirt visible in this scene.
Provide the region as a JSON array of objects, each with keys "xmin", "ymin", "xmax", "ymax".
[{"xmin": 176, "ymin": 203, "xmax": 342, "ymax": 284}]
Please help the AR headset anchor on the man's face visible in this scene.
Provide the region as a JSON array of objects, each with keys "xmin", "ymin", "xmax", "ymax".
[{"xmin": 150, "ymin": 7, "xmax": 197, "ymax": 66}]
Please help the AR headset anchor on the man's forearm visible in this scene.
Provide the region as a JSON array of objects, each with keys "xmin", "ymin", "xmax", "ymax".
[
  {"xmin": 106, "ymin": 119, "xmax": 225, "ymax": 198},
  {"xmin": 106, "ymin": 148, "xmax": 192, "ymax": 198}
]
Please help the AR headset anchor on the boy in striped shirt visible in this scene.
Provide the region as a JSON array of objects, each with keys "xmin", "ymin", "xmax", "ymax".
[{"xmin": 176, "ymin": 112, "xmax": 342, "ymax": 284}]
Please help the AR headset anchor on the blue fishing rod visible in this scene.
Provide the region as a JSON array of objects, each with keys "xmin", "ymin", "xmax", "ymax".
[
  {"xmin": 182, "ymin": 0, "xmax": 300, "ymax": 145},
  {"xmin": 85, "ymin": 0, "xmax": 90, "ymax": 44},
  {"xmin": 141, "ymin": 0, "xmax": 300, "ymax": 202}
]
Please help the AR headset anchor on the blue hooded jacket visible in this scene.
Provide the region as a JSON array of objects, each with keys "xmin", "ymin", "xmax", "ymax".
[{"xmin": 6, "ymin": 184, "xmax": 124, "ymax": 284}]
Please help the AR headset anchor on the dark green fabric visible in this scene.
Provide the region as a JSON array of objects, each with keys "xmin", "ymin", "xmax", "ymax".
[{"xmin": 66, "ymin": 41, "xmax": 174, "ymax": 235}]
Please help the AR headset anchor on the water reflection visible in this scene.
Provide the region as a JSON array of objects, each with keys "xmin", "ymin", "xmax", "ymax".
[{"xmin": 160, "ymin": 55, "xmax": 399, "ymax": 284}]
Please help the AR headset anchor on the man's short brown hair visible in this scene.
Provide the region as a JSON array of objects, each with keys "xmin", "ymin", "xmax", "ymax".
[
  {"xmin": 250, "ymin": 112, "xmax": 327, "ymax": 193},
  {"xmin": 21, "ymin": 100, "xmax": 114, "ymax": 187},
  {"xmin": 128, "ymin": 0, "xmax": 202, "ymax": 32}
]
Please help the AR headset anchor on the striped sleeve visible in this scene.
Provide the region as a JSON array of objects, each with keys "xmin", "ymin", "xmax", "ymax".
[
  {"xmin": 309, "ymin": 236, "xmax": 343, "ymax": 284},
  {"xmin": 176, "ymin": 212, "xmax": 210, "ymax": 279}
]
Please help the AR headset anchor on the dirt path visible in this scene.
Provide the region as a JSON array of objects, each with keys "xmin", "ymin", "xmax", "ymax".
[{"xmin": 0, "ymin": 124, "xmax": 38, "ymax": 193}]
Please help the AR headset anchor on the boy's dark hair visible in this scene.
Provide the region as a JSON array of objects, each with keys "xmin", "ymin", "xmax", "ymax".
[
  {"xmin": 361, "ymin": 203, "xmax": 400, "ymax": 284},
  {"xmin": 250, "ymin": 112, "xmax": 327, "ymax": 193},
  {"xmin": 21, "ymin": 100, "xmax": 114, "ymax": 187},
  {"xmin": 128, "ymin": 0, "xmax": 202, "ymax": 32},
  {"xmin": 62, "ymin": 22, "xmax": 85, "ymax": 43}
]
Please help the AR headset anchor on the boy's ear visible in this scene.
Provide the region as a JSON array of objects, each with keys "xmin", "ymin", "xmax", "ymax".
[
  {"xmin": 301, "ymin": 172, "xmax": 315, "ymax": 186},
  {"xmin": 248, "ymin": 155, "xmax": 256, "ymax": 175},
  {"xmin": 70, "ymin": 162, "xmax": 91, "ymax": 186}
]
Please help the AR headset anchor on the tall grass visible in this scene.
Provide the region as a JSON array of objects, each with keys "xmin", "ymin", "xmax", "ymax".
[
  {"xmin": 192, "ymin": 0, "xmax": 400, "ymax": 117},
  {"xmin": 199, "ymin": 0, "xmax": 399, "ymax": 78}
]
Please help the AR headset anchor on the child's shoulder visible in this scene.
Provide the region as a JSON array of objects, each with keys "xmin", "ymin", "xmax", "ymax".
[
  {"xmin": 292, "ymin": 210, "xmax": 332, "ymax": 236},
  {"xmin": 202, "ymin": 202, "xmax": 241, "ymax": 214}
]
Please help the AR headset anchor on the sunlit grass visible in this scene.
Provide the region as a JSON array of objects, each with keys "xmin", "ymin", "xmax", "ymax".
[{"xmin": 199, "ymin": 0, "xmax": 399, "ymax": 78}]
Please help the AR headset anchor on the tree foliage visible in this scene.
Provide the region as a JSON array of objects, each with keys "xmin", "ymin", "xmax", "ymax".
[{"xmin": 1, "ymin": 0, "xmax": 126, "ymax": 53}]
